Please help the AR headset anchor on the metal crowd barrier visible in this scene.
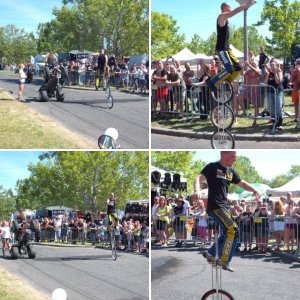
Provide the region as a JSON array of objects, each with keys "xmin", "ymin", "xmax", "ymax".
[
  {"xmin": 151, "ymin": 82, "xmax": 282, "ymax": 131},
  {"xmin": 158, "ymin": 216, "xmax": 300, "ymax": 256}
]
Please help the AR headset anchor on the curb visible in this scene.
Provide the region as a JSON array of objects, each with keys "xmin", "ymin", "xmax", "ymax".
[
  {"xmin": 151, "ymin": 127, "xmax": 300, "ymax": 142},
  {"xmin": 268, "ymin": 249, "xmax": 300, "ymax": 262}
]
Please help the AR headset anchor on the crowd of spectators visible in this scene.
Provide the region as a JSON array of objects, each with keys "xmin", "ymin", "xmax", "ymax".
[
  {"xmin": 1, "ymin": 54, "xmax": 149, "ymax": 94},
  {"xmin": 151, "ymin": 192, "xmax": 300, "ymax": 254},
  {"xmin": 1, "ymin": 209, "xmax": 149, "ymax": 254},
  {"xmin": 151, "ymin": 46, "xmax": 299, "ymax": 131}
]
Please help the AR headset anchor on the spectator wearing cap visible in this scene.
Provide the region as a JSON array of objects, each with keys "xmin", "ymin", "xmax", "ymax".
[
  {"xmin": 169, "ymin": 197, "xmax": 185, "ymax": 247},
  {"xmin": 239, "ymin": 205, "xmax": 254, "ymax": 252},
  {"xmin": 254, "ymin": 203, "xmax": 270, "ymax": 253}
]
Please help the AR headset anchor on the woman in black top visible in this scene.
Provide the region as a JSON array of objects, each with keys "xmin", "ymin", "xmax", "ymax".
[{"xmin": 264, "ymin": 60, "xmax": 283, "ymax": 130}]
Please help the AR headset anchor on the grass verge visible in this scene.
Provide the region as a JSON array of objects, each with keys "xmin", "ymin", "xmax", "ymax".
[
  {"xmin": 152, "ymin": 94, "xmax": 300, "ymax": 135},
  {"xmin": 0, "ymin": 267, "xmax": 50, "ymax": 300},
  {"xmin": 0, "ymin": 91, "xmax": 94, "ymax": 149}
]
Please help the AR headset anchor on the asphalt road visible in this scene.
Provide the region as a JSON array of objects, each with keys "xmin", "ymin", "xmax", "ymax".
[
  {"xmin": 0, "ymin": 72, "xmax": 149, "ymax": 149},
  {"xmin": 0, "ymin": 245, "xmax": 149, "ymax": 300},
  {"xmin": 152, "ymin": 245, "xmax": 300, "ymax": 300},
  {"xmin": 151, "ymin": 133, "xmax": 300, "ymax": 149}
]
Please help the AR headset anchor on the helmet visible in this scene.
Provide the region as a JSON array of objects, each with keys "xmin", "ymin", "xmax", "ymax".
[{"xmin": 104, "ymin": 128, "xmax": 118, "ymax": 141}]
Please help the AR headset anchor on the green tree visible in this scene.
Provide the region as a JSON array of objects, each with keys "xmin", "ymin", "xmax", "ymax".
[
  {"xmin": 151, "ymin": 11, "xmax": 185, "ymax": 60},
  {"xmin": 256, "ymin": 0, "xmax": 300, "ymax": 64},
  {"xmin": 0, "ymin": 186, "xmax": 16, "ymax": 220},
  {"xmin": 37, "ymin": 0, "xmax": 148, "ymax": 56},
  {"xmin": 187, "ymin": 34, "xmax": 206, "ymax": 55},
  {"xmin": 287, "ymin": 165, "xmax": 300, "ymax": 179},
  {"xmin": 151, "ymin": 152, "xmax": 206, "ymax": 192},
  {"xmin": 230, "ymin": 26, "xmax": 266, "ymax": 56},
  {"xmin": 0, "ymin": 25, "xmax": 37, "ymax": 65},
  {"xmin": 15, "ymin": 152, "xmax": 148, "ymax": 212}
]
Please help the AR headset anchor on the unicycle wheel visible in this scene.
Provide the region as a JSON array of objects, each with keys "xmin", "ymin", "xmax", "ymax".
[
  {"xmin": 211, "ymin": 130, "xmax": 235, "ymax": 149},
  {"xmin": 211, "ymin": 80, "xmax": 233, "ymax": 104},
  {"xmin": 107, "ymin": 95, "xmax": 114, "ymax": 109},
  {"xmin": 201, "ymin": 289, "xmax": 234, "ymax": 300},
  {"xmin": 211, "ymin": 104, "xmax": 234, "ymax": 130}
]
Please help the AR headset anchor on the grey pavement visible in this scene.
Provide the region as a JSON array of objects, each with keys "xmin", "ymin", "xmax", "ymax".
[
  {"xmin": 151, "ymin": 244, "xmax": 300, "ymax": 300},
  {"xmin": 0, "ymin": 72, "xmax": 149, "ymax": 149},
  {"xmin": 0, "ymin": 244, "xmax": 149, "ymax": 300},
  {"xmin": 152, "ymin": 128, "xmax": 300, "ymax": 149}
]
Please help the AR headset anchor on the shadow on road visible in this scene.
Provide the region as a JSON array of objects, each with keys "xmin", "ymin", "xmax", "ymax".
[{"xmin": 35, "ymin": 254, "xmax": 115, "ymax": 261}]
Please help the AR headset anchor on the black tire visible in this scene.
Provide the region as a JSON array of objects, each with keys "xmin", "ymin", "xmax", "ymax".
[
  {"xmin": 211, "ymin": 80, "xmax": 233, "ymax": 104},
  {"xmin": 201, "ymin": 289, "xmax": 234, "ymax": 300},
  {"xmin": 27, "ymin": 245, "xmax": 36, "ymax": 259},
  {"xmin": 211, "ymin": 104, "xmax": 234, "ymax": 130},
  {"xmin": 211, "ymin": 130, "xmax": 235, "ymax": 149},
  {"xmin": 10, "ymin": 246, "xmax": 19, "ymax": 259},
  {"xmin": 39, "ymin": 89, "xmax": 49, "ymax": 102},
  {"xmin": 56, "ymin": 89, "xmax": 64, "ymax": 102}
]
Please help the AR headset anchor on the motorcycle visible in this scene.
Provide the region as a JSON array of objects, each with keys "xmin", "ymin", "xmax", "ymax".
[
  {"xmin": 98, "ymin": 128, "xmax": 120, "ymax": 149},
  {"xmin": 10, "ymin": 221, "xmax": 36, "ymax": 259},
  {"xmin": 38, "ymin": 65, "xmax": 64, "ymax": 102}
]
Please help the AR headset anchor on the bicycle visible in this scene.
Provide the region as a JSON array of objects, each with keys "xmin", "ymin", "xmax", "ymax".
[{"xmin": 201, "ymin": 227, "xmax": 234, "ymax": 300}]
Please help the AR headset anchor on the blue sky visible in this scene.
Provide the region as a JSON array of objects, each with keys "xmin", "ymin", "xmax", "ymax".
[
  {"xmin": 152, "ymin": 0, "xmax": 270, "ymax": 42},
  {"xmin": 0, "ymin": 0, "xmax": 63, "ymax": 36},
  {"xmin": 0, "ymin": 151, "xmax": 43, "ymax": 190},
  {"xmin": 193, "ymin": 150, "xmax": 300, "ymax": 180}
]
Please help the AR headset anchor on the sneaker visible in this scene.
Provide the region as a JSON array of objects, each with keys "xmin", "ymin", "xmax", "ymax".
[
  {"xmin": 276, "ymin": 126, "xmax": 283, "ymax": 131},
  {"xmin": 216, "ymin": 258, "xmax": 234, "ymax": 272},
  {"xmin": 202, "ymin": 251, "xmax": 216, "ymax": 264}
]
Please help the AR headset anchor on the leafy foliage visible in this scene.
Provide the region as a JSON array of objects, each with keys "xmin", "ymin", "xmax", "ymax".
[
  {"xmin": 37, "ymin": 0, "xmax": 149, "ymax": 56},
  {"xmin": 14, "ymin": 152, "xmax": 149, "ymax": 213},
  {"xmin": 256, "ymin": 0, "xmax": 300, "ymax": 63},
  {"xmin": 151, "ymin": 12, "xmax": 266, "ymax": 60},
  {"xmin": 0, "ymin": 25, "xmax": 37, "ymax": 65}
]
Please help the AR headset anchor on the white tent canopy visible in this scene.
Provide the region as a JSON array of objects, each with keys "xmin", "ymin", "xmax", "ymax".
[
  {"xmin": 171, "ymin": 47, "xmax": 198, "ymax": 64},
  {"xmin": 266, "ymin": 176, "xmax": 300, "ymax": 197},
  {"xmin": 229, "ymin": 44, "xmax": 244, "ymax": 59}
]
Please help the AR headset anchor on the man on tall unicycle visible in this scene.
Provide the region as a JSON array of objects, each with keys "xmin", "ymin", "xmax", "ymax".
[
  {"xmin": 208, "ymin": 1, "xmax": 257, "ymax": 92},
  {"xmin": 194, "ymin": 151, "xmax": 259, "ymax": 271}
]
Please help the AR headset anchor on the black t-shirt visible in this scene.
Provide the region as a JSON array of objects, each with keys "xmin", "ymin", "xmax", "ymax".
[
  {"xmin": 173, "ymin": 205, "xmax": 184, "ymax": 216},
  {"xmin": 268, "ymin": 71, "xmax": 283, "ymax": 92},
  {"xmin": 98, "ymin": 54, "xmax": 106, "ymax": 70},
  {"xmin": 259, "ymin": 52, "xmax": 268, "ymax": 69},
  {"xmin": 201, "ymin": 162, "xmax": 241, "ymax": 211},
  {"xmin": 216, "ymin": 20, "xmax": 229, "ymax": 51},
  {"xmin": 107, "ymin": 198, "xmax": 116, "ymax": 214}
]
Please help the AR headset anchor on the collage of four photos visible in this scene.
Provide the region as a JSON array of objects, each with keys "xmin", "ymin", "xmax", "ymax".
[{"xmin": 0, "ymin": 0, "xmax": 300, "ymax": 299}]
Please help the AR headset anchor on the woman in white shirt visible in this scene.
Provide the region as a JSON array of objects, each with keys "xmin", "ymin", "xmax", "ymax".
[
  {"xmin": 18, "ymin": 64, "xmax": 27, "ymax": 101},
  {"xmin": 1, "ymin": 221, "xmax": 11, "ymax": 253}
]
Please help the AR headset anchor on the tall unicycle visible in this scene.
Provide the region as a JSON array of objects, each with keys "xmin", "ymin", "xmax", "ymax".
[
  {"xmin": 210, "ymin": 80, "xmax": 235, "ymax": 149},
  {"xmin": 201, "ymin": 227, "xmax": 234, "ymax": 300},
  {"xmin": 105, "ymin": 85, "xmax": 114, "ymax": 109},
  {"xmin": 110, "ymin": 227, "xmax": 117, "ymax": 261}
]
